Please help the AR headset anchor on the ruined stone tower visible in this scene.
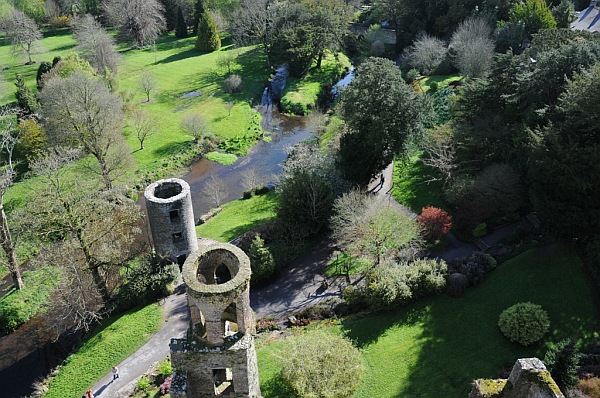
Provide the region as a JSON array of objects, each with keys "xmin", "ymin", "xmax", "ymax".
[
  {"xmin": 144, "ymin": 178, "xmax": 198, "ymax": 265},
  {"xmin": 170, "ymin": 243, "xmax": 261, "ymax": 398}
]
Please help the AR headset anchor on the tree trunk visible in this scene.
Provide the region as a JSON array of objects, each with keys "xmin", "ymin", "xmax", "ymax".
[
  {"xmin": 97, "ymin": 155, "xmax": 112, "ymax": 190},
  {"xmin": 0, "ymin": 203, "xmax": 24, "ymax": 290},
  {"xmin": 316, "ymin": 51, "xmax": 324, "ymax": 69},
  {"xmin": 76, "ymin": 228, "xmax": 110, "ymax": 302}
]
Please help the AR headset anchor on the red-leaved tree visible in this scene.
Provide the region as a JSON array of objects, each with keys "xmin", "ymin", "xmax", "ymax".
[{"xmin": 417, "ymin": 206, "xmax": 452, "ymax": 241}]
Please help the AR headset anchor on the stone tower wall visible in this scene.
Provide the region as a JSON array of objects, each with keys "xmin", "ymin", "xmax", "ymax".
[{"xmin": 144, "ymin": 178, "xmax": 198, "ymax": 264}]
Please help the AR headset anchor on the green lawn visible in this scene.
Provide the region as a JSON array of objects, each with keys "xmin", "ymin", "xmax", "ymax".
[
  {"xmin": 420, "ymin": 74, "xmax": 461, "ymax": 93},
  {"xmin": 45, "ymin": 303, "xmax": 162, "ymax": 398},
  {"xmin": 391, "ymin": 152, "xmax": 448, "ymax": 213},
  {"xmin": 196, "ymin": 191, "xmax": 279, "ymax": 242},
  {"xmin": 257, "ymin": 245, "xmax": 599, "ymax": 397}
]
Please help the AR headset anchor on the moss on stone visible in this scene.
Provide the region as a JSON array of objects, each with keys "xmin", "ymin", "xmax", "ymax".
[{"xmin": 478, "ymin": 379, "xmax": 507, "ymax": 397}]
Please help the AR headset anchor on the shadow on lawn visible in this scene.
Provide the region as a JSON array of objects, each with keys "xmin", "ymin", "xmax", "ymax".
[
  {"xmin": 341, "ymin": 245, "xmax": 599, "ymax": 398},
  {"xmin": 152, "ymin": 140, "xmax": 193, "ymax": 157},
  {"xmin": 154, "ymin": 48, "xmax": 199, "ymax": 65}
]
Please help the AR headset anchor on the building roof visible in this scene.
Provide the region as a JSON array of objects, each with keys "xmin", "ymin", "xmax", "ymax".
[{"xmin": 571, "ymin": 5, "xmax": 600, "ymax": 33}]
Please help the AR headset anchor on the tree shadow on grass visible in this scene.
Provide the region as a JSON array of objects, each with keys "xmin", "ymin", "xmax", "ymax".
[
  {"xmin": 152, "ymin": 140, "xmax": 193, "ymax": 157},
  {"xmin": 260, "ymin": 372, "xmax": 294, "ymax": 398},
  {"xmin": 218, "ymin": 219, "xmax": 273, "ymax": 242},
  {"xmin": 154, "ymin": 48, "xmax": 199, "ymax": 65}
]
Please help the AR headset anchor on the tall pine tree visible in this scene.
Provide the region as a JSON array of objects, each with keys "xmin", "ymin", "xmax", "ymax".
[
  {"xmin": 192, "ymin": 0, "xmax": 205, "ymax": 35},
  {"xmin": 175, "ymin": 6, "xmax": 188, "ymax": 38},
  {"xmin": 195, "ymin": 11, "xmax": 220, "ymax": 52}
]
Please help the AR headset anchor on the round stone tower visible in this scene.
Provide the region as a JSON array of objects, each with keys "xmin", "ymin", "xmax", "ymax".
[
  {"xmin": 170, "ymin": 243, "xmax": 261, "ymax": 398},
  {"xmin": 144, "ymin": 178, "xmax": 198, "ymax": 265}
]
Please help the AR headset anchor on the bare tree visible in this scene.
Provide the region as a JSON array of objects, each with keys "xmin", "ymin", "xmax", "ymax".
[
  {"xmin": 103, "ymin": 0, "xmax": 166, "ymax": 48},
  {"xmin": 0, "ymin": 107, "xmax": 23, "ymax": 290},
  {"xmin": 449, "ymin": 17, "xmax": 494, "ymax": 78},
  {"xmin": 129, "ymin": 108, "xmax": 157, "ymax": 150},
  {"xmin": 180, "ymin": 113, "xmax": 209, "ymax": 142},
  {"xmin": 239, "ymin": 167, "xmax": 263, "ymax": 191},
  {"xmin": 203, "ymin": 175, "xmax": 228, "ymax": 207},
  {"xmin": 139, "ymin": 70, "xmax": 158, "ymax": 102},
  {"xmin": 39, "ymin": 72, "xmax": 128, "ymax": 190},
  {"xmin": 29, "ymin": 149, "xmax": 146, "ymax": 301},
  {"xmin": 45, "ymin": 0, "xmax": 62, "ymax": 20},
  {"xmin": 408, "ymin": 32, "xmax": 447, "ymax": 75},
  {"xmin": 229, "ymin": 0, "xmax": 277, "ymax": 67},
  {"xmin": 421, "ymin": 125, "xmax": 457, "ymax": 186},
  {"xmin": 217, "ymin": 50, "xmax": 238, "ymax": 75},
  {"xmin": 73, "ymin": 14, "xmax": 120, "ymax": 75},
  {"xmin": 0, "ymin": 9, "xmax": 42, "ymax": 64}
]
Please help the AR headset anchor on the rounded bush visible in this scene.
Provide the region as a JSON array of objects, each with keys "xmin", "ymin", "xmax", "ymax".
[
  {"xmin": 223, "ymin": 74, "xmax": 242, "ymax": 93},
  {"xmin": 498, "ymin": 302, "xmax": 550, "ymax": 346}
]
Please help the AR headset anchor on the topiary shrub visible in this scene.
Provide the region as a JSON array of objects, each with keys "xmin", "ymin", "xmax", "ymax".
[
  {"xmin": 429, "ymin": 81, "xmax": 439, "ymax": 92},
  {"xmin": 498, "ymin": 302, "xmax": 550, "ymax": 346},
  {"xmin": 446, "ymin": 273, "xmax": 469, "ymax": 297},
  {"xmin": 281, "ymin": 330, "xmax": 364, "ymax": 398},
  {"xmin": 223, "ymin": 74, "xmax": 242, "ymax": 93}
]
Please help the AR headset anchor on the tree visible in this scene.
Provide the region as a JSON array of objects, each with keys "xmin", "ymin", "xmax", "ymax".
[
  {"xmin": 139, "ymin": 70, "xmax": 158, "ymax": 102},
  {"xmin": 17, "ymin": 118, "xmax": 46, "ymax": 160},
  {"xmin": 421, "ymin": 124, "xmax": 457, "ymax": 185},
  {"xmin": 195, "ymin": 10, "xmax": 220, "ymax": 52},
  {"xmin": 239, "ymin": 167, "xmax": 263, "ymax": 192},
  {"xmin": 14, "ymin": 73, "xmax": 39, "ymax": 115},
  {"xmin": 217, "ymin": 50, "xmax": 237, "ymax": 75},
  {"xmin": 203, "ymin": 175, "xmax": 227, "ymax": 207},
  {"xmin": 338, "ymin": 57, "xmax": 432, "ymax": 186},
  {"xmin": 36, "ymin": 60, "xmax": 53, "ymax": 89},
  {"xmin": 0, "ymin": 107, "xmax": 23, "ymax": 290},
  {"xmin": 544, "ymin": 338, "xmax": 582, "ymax": 393},
  {"xmin": 130, "ymin": 108, "xmax": 157, "ymax": 150},
  {"xmin": 180, "ymin": 113, "xmax": 209, "ymax": 142},
  {"xmin": 281, "ymin": 330, "xmax": 364, "ymax": 398},
  {"xmin": 528, "ymin": 63, "xmax": 600, "ymax": 240},
  {"xmin": 39, "ymin": 72, "xmax": 131, "ymax": 190},
  {"xmin": 248, "ymin": 234, "xmax": 275, "ymax": 283},
  {"xmin": 408, "ymin": 33, "xmax": 448, "ymax": 75},
  {"xmin": 175, "ymin": 5, "xmax": 187, "ymax": 38},
  {"xmin": 552, "ymin": 0, "xmax": 575, "ymax": 29},
  {"xmin": 331, "ymin": 190, "xmax": 422, "ymax": 265},
  {"xmin": 28, "ymin": 148, "xmax": 145, "ymax": 301},
  {"xmin": 417, "ymin": 206, "xmax": 452, "ymax": 241},
  {"xmin": 192, "ymin": 0, "xmax": 204, "ymax": 35},
  {"xmin": 449, "ymin": 16, "xmax": 495, "ymax": 78},
  {"xmin": 103, "ymin": 0, "xmax": 166, "ymax": 47},
  {"xmin": 509, "ymin": 0, "xmax": 557, "ymax": 36},
  {"xmin": 73, "ymin": 14, "xmax": 120, "ymax": 75},
  {"xmin": 0, "ymin": 8, "xmax": 42, "ymax": 64}
]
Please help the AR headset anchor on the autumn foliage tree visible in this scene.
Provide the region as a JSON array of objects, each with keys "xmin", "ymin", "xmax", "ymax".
[{"xmin": 417, "ymin": 206, "xmax": 452, "ymax": 241}]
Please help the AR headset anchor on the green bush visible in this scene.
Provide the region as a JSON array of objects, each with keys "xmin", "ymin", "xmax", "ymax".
[
  {"xmin": 365, "ymin": 258, "xmax": 447, "ymax": 310},
  {"xmin": 429, "ymin": 81, "xmax": 439, "ymax": 92},
  {"xmin": 498, "ymin": 302, "xmax": 550, "ymax": 346},
  {"xmin": 544, "ymin": 338, "xmax": 581, "ymax": 392},
  {"xmin": 248, "ymin": 234, "xmax": 276, "ymax": 284},
  {"xmin": 157, "ymin": 357, "xmax": 173, "ymax": 378},
  {"xmin": 472, "ymin": 222, "xmax": 488, "ymax": 238},
  {"xmin": 281, "ymin": 330, "xmax": 364, "ymax": 398},
  {"xmin": 445, "ymin": 273, "xmax": 469, "ymax": 297},
  {"xmin": 136, "ymin": 375, "xmax": 151, "ymax": 391}
]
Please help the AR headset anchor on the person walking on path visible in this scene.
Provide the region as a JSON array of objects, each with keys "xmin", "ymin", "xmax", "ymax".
[
  {"xmin": 85, "ymin": 388, "xmax": 93, "ymax": 398},
  {"xmin": 112, "ymin": 366, "xmax": 119, "ymax": 380}
]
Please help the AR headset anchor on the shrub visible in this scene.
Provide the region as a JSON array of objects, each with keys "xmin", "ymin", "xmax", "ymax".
[
  {"xmin": 544, "ymin": 338, "xmax": 582, "ymax": 392},
  {"xmin": 449, "ymin": 252, "xmax": 494, "ymax": 285},
  {"xmin": 281, "ymin": 330, "xmax": 364, "ymax": 398},
  {"xmin": 342, "ymin": 285, "xmax": 368, "ymax": 308},
  {"xmin": 577, "ymin": 377, "xmax": 600, "ymax": 398},
  {"xmin": 417, "ymin": 206, "xmax": 453, "ymax": 241},
  {"xmin": 18, "ymin": 118, "xmax": 46, "ymax": 160},
  {"xmin": 160, "ymin": 375, "xmax": 172, "ymax": 395},
  {"xmin": 136, "ymin": 375, "xmax": 151, "ymax": 391},
  {"xmin": 223, "ymin": 74, "xmax": 242, "ymax": 93},
  {"xmin": 405, "ymin": 68, "xmax": 420, "ymax": 83},
  {"xmin": 365, "ymin": 258, "xmax": 447, "ymax": 310},
  {"xmin": 473, "ymin": 222, "xmax": 487, "ymax": 238},
  {"xmin": 446, "ymin": 273, "xmax": 469, "ymax": 297},
  {"xmin": 48, "ymin": 15, "xmax": 72, "ymax": 29},
  {"xmin": 195, "ymin": 12, "xmax": 220, "ymax": 52},
  {"xmin": 157, "ymin": 358, "xmax": 173, "ymax": 378},
  {"xmin": 248, "ymin": 234, "xmax": 276, "ymax": 284},
  {"xmin": 498, "ymin": 302, "xmax": 550, "ymax": 346},
  {"xmin": 429, "ymin": 81, "xmax": 439, "ymax": 92},
  {"xmin": 256, "ymin": 317, "xmax": 280, "ymax": 333}
]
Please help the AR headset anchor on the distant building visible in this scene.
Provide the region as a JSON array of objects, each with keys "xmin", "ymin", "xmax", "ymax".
[{"xmin": 571, "ymin": 1, "xmax": 600, "ymax": 33}]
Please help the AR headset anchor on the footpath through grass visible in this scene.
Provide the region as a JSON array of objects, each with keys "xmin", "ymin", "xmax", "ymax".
[
  {"xmin": 257, "ymin": 245, "xmax": 599, "ymax": 397},
  {"xmin": 45, "ymin": 304, "xmax": 162, "ymax": 398}
]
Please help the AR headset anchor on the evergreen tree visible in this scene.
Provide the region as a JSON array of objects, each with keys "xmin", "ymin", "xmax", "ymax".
[
  {"xmin": 195, "ymin": 11, "xmax": 220, "ymax": 53},
  {"xmin": 192, "ymin": 0, "xmax": 205, "ymax": 35},
  {"xmin": 15, "ymin": 74, "xmax": 39, "ymax": 115},
  {"xmin": 248, "ymin": 234, "xmax": 275, "ymax": 284},
  {"xmin": 175, "ymin": 6, "xmax": 188, "ymax": 38},
  {"xmin": 544, "ymin": 338, "xmax": 581, "ymax": 392},
  {"xmin": 160, "ymin": 0, "xmax": 177, "ymax": 31},
  {"xmin": 36, "ymin": 61, "xmax": 53, "ymax": 90}
]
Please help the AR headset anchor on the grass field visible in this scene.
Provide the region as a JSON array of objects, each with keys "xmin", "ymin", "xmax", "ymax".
[
  {"xmin": 391, "ymin": 152, "xmax": 448, "ymax": 213},
  {"xmin": 45, "ymin": 303, "xmax": 162, "ymax": 398},
  {"xmin": 257, "ymin": 245, "xmax": 599, "ymax": 398},
  {"xmin": 196, "ymin": 191, "xmax": 279, "ymax": 242},
  {"xmin": 420, "ymin": 74, "xmax": 461, "ymax": 93}
]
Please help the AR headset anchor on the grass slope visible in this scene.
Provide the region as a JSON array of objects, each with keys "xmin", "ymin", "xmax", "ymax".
[
  {"xmin": 196, "ymin": 191, "xmax": 278, "ymax": 242},
  {"xmin": 45, "ymin": 304, "xmax": 162, "ymax": 398},
  {"xmin": 257, "ymin": 245, "xmax": 599, "ymax": 398}
]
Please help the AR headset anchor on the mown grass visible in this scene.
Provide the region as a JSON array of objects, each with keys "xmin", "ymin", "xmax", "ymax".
[
  {"xmin": 391, "ymin": 152, "xmax": 448, "ymax": 213},
  {"xmin": 196, "ymin": 191, "xmax": 279, "ymax": 242},
  {"xmin": 420, "ymin": 74, "xmax": 461, "ymax": 93},
  {"xmin": 258, "ymin": 245, "xmax": 599, "ymax": 397},
  {"xmin": 45, "ymin": 303, "xmax": 162, "ymax": 398},
  {"xmin": 280, "ymin": 52, "xmax": 351, "ymax": 115}
]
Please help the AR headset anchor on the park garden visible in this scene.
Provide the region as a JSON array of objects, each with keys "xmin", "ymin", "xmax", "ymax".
[{"xmin": 0, "ymin": 0, "xmax": 600, "ymax": 397}]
